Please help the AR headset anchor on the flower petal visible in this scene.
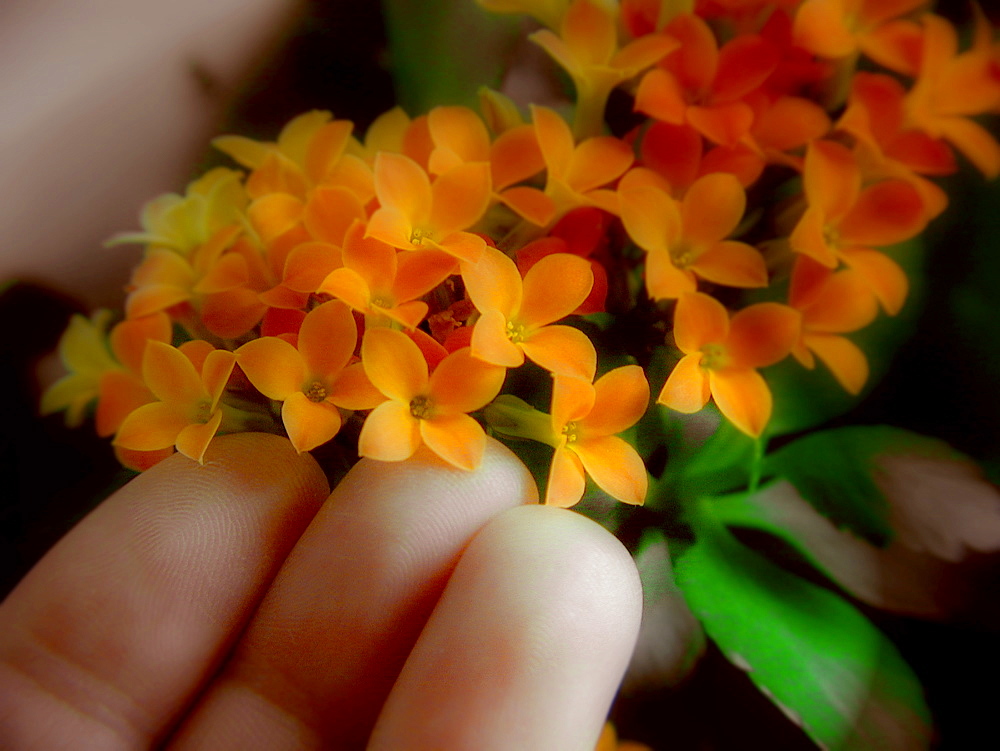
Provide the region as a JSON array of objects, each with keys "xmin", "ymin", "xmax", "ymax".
[
  {"xmin": 429, "ymin": 347, "xmax": 506, "ymax": 414},
  {"xmin": 374, "ymin": 152, "xmax": 432, "ymax": 223},
  {"xmin": 420, "ymin": 412, "xmax": 487, "ymax": 471},
  {"xmin": 361, "ymin": 327, "xmax": 428, "ymax": 402},
  {"xmin": 282, "ymin": 391, "xmax": 343, "ymax": 452},
  {"xmin": 681, "ymin": 173, "xmax": 746, "ymax": 244},
  {"xmin": 673, "ymin": 292, "xmax": 729, "ymax": 354},
  {"xmin": 299, "ymin": 300, "xmax": 357, "ymax": 379},
  {"xmin": 710, "ymin": 368, "xmax": 772, "ymax": 438},
  {"xmin": 583, "ymin": 365, "xmax": 649, "ymax": 436},
  {"xmin": 175, "ymin": 410, "xmax": 224, "ymax": 463},
  {"xmin": 519, "ymin": 253, "xmax": 593, "ymax": 328},
  {"xmin": 574, "ymin": 435, "xmax": 647, "ymax": 505},
  {"xmin": 471, "ymin": 308, "xmax": 526, "ymax": 368},
  {"xmin": 429, "ymin": 162, "xmax": 492, "ymax": 235},
  {"xmin": 692, "ymin": 241, "xmax": 768, "ymax": 288},
  {"xmin": 727, "ymin": 303, "xmax": 800, "ymax": 369},
  {"xmin": 236, "ymin": 337, "xmax": 305, "ymax": 400},
  {"xmin": 657, "ymin": 353, "xmax": 710, "ymax": 414},
  {"xmin": 114, "ymin": 401, "xmax": 190, "ymax": 451},
  {"xmin": 806, "ymin": 333, "xmax": 870, "ymax": 395},
  {"xmin": 143, "ymin": 341, "xmax": 206, "ymax": 405},
  {"xmin": 551, "ymin": 374, "xmax": 597, "ymax": 432},
  {"xmin": 358, "ymin": 400, "xmax": 421, "ymax": 462},
  {"xmin": 461, "ymin": 245, "xmax": 523, "ymax": 318},
  {"xmin": 520, "ymin": 325, "xmax": 597, "ymax": 381},
  {"xmin": 545, "ymin": 447, "xmax": 587, "ymax": 508}
]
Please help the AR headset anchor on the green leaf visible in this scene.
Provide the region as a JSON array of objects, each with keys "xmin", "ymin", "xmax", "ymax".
[
  {"xmin": 380, "ymin": 0, "xmax": 522, "ymax": 114},
  {"xmin": 763, "ymin": 425, "xmax": 959, "ymax": 546},
  {"xmin": 676, "ymin": 506, "xmax": 932, "ymax": 750}
]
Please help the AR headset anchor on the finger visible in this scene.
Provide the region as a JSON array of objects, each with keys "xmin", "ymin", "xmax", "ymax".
[
  {"xmin": 169, "ymin": 440, "xmax": 538, "ymax": 750},
  {"xmin": 368, "ymin": 504, "xmax": 643, "ymax": 751},
  {"xmin": 0, "ymin": 433, "xmax": 329, "ymax": 750}
]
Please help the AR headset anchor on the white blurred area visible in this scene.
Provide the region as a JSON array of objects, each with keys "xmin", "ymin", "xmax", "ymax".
[{"xmin": 0, "ymin": 0, "xmax": 298, "ymax": 308}]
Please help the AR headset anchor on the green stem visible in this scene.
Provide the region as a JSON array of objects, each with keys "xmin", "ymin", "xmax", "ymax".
[{"xmin": 748, "ymin": 435, "xmax": 766, "ymax": 494}]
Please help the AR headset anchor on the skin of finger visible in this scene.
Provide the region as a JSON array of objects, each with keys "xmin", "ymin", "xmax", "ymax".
[
  {"xmin": 0, "ymin": 433, "xmax": 329, "ymax": 750},
  {"xmin": 168, "ymin": 438, "xmax": 538, "ymax": 750},
  {"xmin": 367, "ymin": 504, "xmax": 643, "ymax": 751}
]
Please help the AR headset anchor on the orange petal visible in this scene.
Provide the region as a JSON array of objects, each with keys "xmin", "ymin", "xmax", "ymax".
[
  {"xmin": 304, "ymin": 119, "xmax": 353, "ymax": 184},
  {"xmin": 584, "ymin": 365, "xmax": 649, "ymax": 436},
  {"xmin": 838, "ymin": 179, "xmax": 927, "ymax": 247},
  {"xmin": 789, "ymin": 205, "xmax": 839, "ymax": 268},
  {"xmin": 471, "ymin": 309, "xmax": 526, "ymax": 368},
  {"xmin": 681, "ymin": 172, "xmax": 746, "ymax": 243},
  {"xmin": 805, "ymin": 140, "xmax": 860, "ymax": 221},
  {"xmin": 200, "ymin": 288, "xmax": 267, "ymax": 339},
  {"xmin": 727, "ymin": 302, "xmax": 800, "ymax": 369},
  {"xmin": 202, "ymin": 349, "xmax": 237, "ymax": 409},
  {"xmin": 686, "ymin": 102, "xmax": 754, "ymax": 148},
  {"xmin": 194, "ymin": 252, "xmax": 249, "ymax": 294},
  {"xmin": 806, "ymin": 333, "xmax": 869, "ymax": 395},
  {"xmin": 519, "ymin": 253, "xmax": 593, "ymax": 328},
  {"xmin": 673, "ymin": 291, "xmax": 729, "ymax": 354},
  {"xmin": 531, "ymin": 105, "xmax": 575, "ymax": 176},
  {"xmin": 361, "ymin": 327, "xmax": 428, "ymax": 402},
  {"xmin": 175, "ymin": 410, "xmax": 224, "ymax": 463},
  {"xmin": 420, "ymin": 412, "xmax": 487, "ymax": 470},
  {"xmin": 427, "ymin": 106, "xmax": 491, "ymax": 174},
  {"xmin": 237, "ymin": 337, "xmax": 305, "ymax": 400},
  {"xmin": 374, "ymin": 152, "xmax": 432, "ymax": 222},
  {"xmin": 434, "ymin": 231, "xmax": 487, "ymax": 264},
  {"xmin": 358, "ymin": 400, "xmax": 421, "ymax": 462},
  {"xmin": 299, "ymin": 300, "xmax": 357, "ymax": 379},
  {"xmin": 520, "ymin": 325, "xmax": 597, "ymax": 381},
  {"xmin": 383, "ymin": 300, "xmax": 429, "ymax": 330},
  {"xmin": 302, "ymin": 185, "xmax": 366, "ymax": 246},
  {"xmin": 657, "ymin": 352, "xmax": 710, "ymax": 413},
  {"xmin": 328, "ymin": 362, "xmax": 387, "ymax": 410},
  {"xmin": 645, "ymin": 248, "xmax": 696, "ymax": 300},
  {"xmin": 281, "ymin": 242, "xmax": 343, "ymax": 293},
  {"xmin": 430, "ymin": 162, "xmax": 492, "ymax": 236},
  {"xmin": 753, "ymin": 96, "xmax": 831, "ymax": 151},
  {"xmin": 545, "ymin": 447, "xmax": 587, "ymax": 507},
  {"xmin": 793, "ymin": 0, "xmax": 856, "ymax": 58},
  {"xmin": 429, "ymin": 347, "xmax": 506, "ymax": 414},
  {"xmin": 282, "ymin": 391, "xmax": 343, "ymax": 452},
  {"xmin": 551, "ymin": 374, "xmax": 597, "ymax": 432},
  {"xmin": 125, "ymin": 284, "xmax": 191, "ymax": 320},
  {"xmin": 709, "ymin": 368, "xmax": 772, "ymax": 437},
  {"xmin": 840, "ymin": 248, "xmax": 909, "ymax": 315},
  {"xmin": 248, "ymin": 194, "xmax": 304, "ymax": 245},
  {"xmin": 634, "ymin": 68, "xmax": 687, "ymax": 124},
  {"xmin": 318, "ymin": 267, "xmax": 373, "ymax": 312},
  {"xmin": 499, "ymin": 186, "xmax": 556, "ymax": 226},
  {"xmin": 365, "ymin": 206, "xmax": 415, "ymax": 251},
  {"xmin": 491, "ymin": 125, "xmax": 545, "ymax": 190},
  {"xmin": 394, "ymin": 249, "xmax": 458, "ymax": 302},
  {"xmin": 96, "ymin": 371, "xmax": 153, "ymax": 437},
  {"xmin": 619, "ymin": 183, "xmax": 680, "ymax": 254},
  {"xmin": 143, "ymin": 341, "xmax": 206, "ymax": 405},
  {"xmin": 461, "ymin": 244, "xmax": 522, "ymax": 318},
  {"xmin": 574, "ymin": 435, "xmax": 647, "ymax": 505},
  {"xmin": 114, "ymin": 401, "xmax": 190, "ymax": 451},
  {"xmin": 110, "ymin": 312, "xmax": 172, "ymax": 375},
  {"xmin": 799, "ymin": 269, "xmax": 879, "ymax": 333},
  {"xmin": 712, "ymin": 35, "xmax": 778, "ymax": 103},
  {"xmin": 691, "ymin": 241, "xmax": 768, "ymax": 288},
  {"xmin": 566, "ymin": 137, "xmax": 634, "ymax": 194},
  {"xmin": 933, "ymin": 117, "xmax": 1000, "ymax": 180}
]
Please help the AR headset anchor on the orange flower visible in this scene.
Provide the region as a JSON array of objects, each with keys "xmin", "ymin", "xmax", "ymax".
[
  {"xmin": 462, "ymin": 245, "xmax": 597, "ymax": 379},
  {"xmin": 788, "ymin": 255, "xmax": 879, "ymax": 395},
  {"xmin": 531, "ymin": 0, "xmax": 677, "ymax": 137},
  {"xmin": 659, "ymin": 291, "xmax": 799, "ymax": 437},
  {"xmin": 236, "ymin": 300, "xmax": 381, "ymax": 453},
  {"xmin": 547, "ymin": 366, "xmax": 649, "ymax": 507},
  {"xmin": 619, "ymin": 169, "xmax": 768, "ymax": 300},
  {"xmin": 113, "ymin": 340, "xmax": 236, "ymax": 463},
  {"xmin": 635, "ymin": 14, "xmax": 778, "ymax": 147},
  {"xmin": 502, "ymin": 105, "xmax": 633, "ymax": 226},
  {"xmin": 365, "ymin": 152, "xmax": 491, "ymax": 263},
  {"xmin": 792, "ymin": 0, "xmax": 928, "ymax": 62},
  {"xmin": 318, "ymin": 220, "xmax": 455, "ymax": 329},
  {"xmin": 358, "ymin": 328, "xmax": 506, "ymax": 470},
  {"xmin": 789, "ymin": 139, "xmax": 923, "ymax": 314}
]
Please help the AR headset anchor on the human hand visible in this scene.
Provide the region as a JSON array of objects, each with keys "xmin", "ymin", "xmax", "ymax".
[{"xmin": 0, "ymin": 434, "xmax": 642, "ymax": 750}]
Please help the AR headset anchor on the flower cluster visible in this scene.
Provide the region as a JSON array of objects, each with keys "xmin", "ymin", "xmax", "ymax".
[{"xmin": 43, "ymin": 0, "xmax": 999, "ymax": 509}]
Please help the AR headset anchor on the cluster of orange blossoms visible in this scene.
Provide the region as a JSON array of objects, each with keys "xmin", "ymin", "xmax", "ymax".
[{"xmin": 43, "ymin": 0, "xmax": 999, "ymax": 509}]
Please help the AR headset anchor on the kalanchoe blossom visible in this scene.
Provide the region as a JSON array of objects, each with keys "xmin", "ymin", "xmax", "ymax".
[
  {"xmin": 236, "ymin": 300, "xmax": 382, "ymax": 453},
  {"xmin": 366, "ymin": 151, "xmax": 491, "ymax": 262},
  {"xmin": 547, "ymin": 366, "xmax": 650, "ymax": 507},
  {"xmin": 113, "ymin": 340, "xmax": 236, "ymax": 464},
  {"xmin": 462, "ymin": 245, "xmax": 597, "ymax": 379},
  {"xmin": 359, "ymin": 328, "xmax": 506, "ymax": 470},
  {"xmin": 659, "ymin": 291, "xmax": 800, "ymax": 437}
]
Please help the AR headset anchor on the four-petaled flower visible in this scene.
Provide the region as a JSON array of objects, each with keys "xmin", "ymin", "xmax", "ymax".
[
  {"xmin": 359, "ymin": 328, "xmax": 506, "ymax": 470},
  {"xmin": 547, "ymin": 366, "xmax": 650, "ymax": 507},
  {"xmin": 236, "ymin": 300, "xmax": 382, "ymax": 453},
  {"xmin": 659, "ymin": 292, "xmax": 800, "ymax": 438}
]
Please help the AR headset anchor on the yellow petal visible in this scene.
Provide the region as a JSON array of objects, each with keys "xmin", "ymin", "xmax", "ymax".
[
  {"xmin": 429, "ymin": 347, "xmax": 507, "ymax": 414},
  {"xmin": 673, "ymin": 292, "xmax": 729, "ymax": 354},
  {"xmin": 328, "ymin": 362, "xmax": 387, "ymax": 410},
  {"xmin": 806, "ymin": 333, "xmax": 869, "ymax": 395},
  {"xmin": 429, "ymin": 162, "xmax": 492, "ymax": 235},
  {"xmin": 681, "ymin": 172, "xmax": 746, "ymax": 244},
  {"xmin": 114, "ymin": 401, "xmax": 190, "ymax": 451},
  {"xmin": 690, "ymin": 241, "xmax": 768, "ymax": 288},
  {"xmin": 299, "ymin": 300, "xmax": 357, "ymax": 379},
  {"xmin": 619, "ymin": 183, "xmax": 680, "ymax": 254},
  {"xmin": 551, "ymin": 374, "xmax": 596, "ymax": 432},
  {"xmin": 461, "ymin": 244, "xmax": 523, "ymax": 317},
  {"xmin": 374, "ymin": 152, "xmax": 433, "ymax": 222},
  {"xmin": 471, "ymin": 309, "xmax": 526, "ymax": 368},
  {"xmin": 143, "ymin": 341, "xmax": 206, "ymax": 405}
]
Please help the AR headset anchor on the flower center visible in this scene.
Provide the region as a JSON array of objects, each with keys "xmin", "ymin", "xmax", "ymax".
[
  {"xmin": 410, "ymin": 227, "xmax": 432, "ymax": 246},
  {"xmin": 304, "ymin": 380, "xmax": 328, "ymax": 403},
  {"xmin": 409, "ymin": 395, "xmax": 434, "ymax": 420},
  {"xmin": 670, "ymin": 240, "xmax": 696, "ymax": 269},
  {"xmin": 699, "ymin": 343, "xmax": 729, "ymax": 371},
  {"xmin": 561, "ymin": 420, "xmax": 580, "ymax": 444},
  {"xmin": 192, "ymin": 400, "xmax": 213, "ymax": 424},
  {"xmin": 506, "ymin": 320, "xmax": 526, "ymax": 344},
  {"xmin": 822, "ymin": 224, "xmax": 841, "ymax": 249}
]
